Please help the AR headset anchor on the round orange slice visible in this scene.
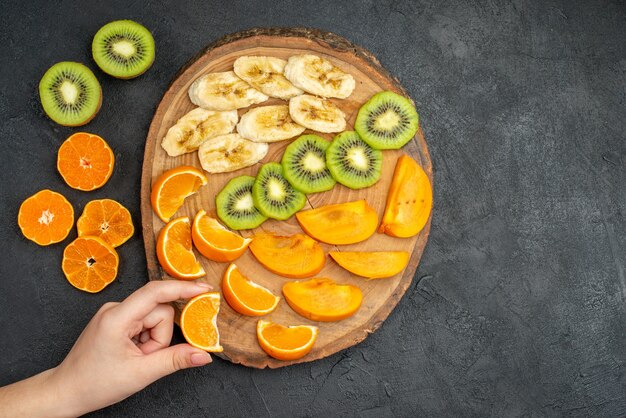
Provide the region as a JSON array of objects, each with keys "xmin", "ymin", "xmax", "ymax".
[
  {"xmin": 77, "ymin": 199, "xmax": 134, "ymax": 248},
  {"xmin": 62, "ymin": 236, "xmax": 119, "ymax": 293},
  {"xmin": 156, "ymin": 217, "xmax": 205, "ymax": 280},
  {"xmin": 151, "ymin": 166, "xmax": 207, "ymax": 222},
  {"xmin": 222, "ymin": 264, "xmax": 279, "ymax": 316},
  {"xmin": 192, "ymin": 210, "xmax": 252, "ymax": 262},
  {"xmin": 180, "ymin": 292, "xmax": 223, "ymax": 352},
  {"xmin": 18, "ymin": 189, "xmax": 74, "ymax": 246},
  {"xmin": 256, "ymin": 320, "xmax": 318, "ymax": 361},
  {"xmin": 57, "ymin": 132, "xmax": 115, "ymax": 191}
]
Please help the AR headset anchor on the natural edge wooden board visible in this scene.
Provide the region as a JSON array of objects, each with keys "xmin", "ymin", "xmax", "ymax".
[{"xmin": 140, "ymin": 27, "xmax": 433, "ymax": 368}]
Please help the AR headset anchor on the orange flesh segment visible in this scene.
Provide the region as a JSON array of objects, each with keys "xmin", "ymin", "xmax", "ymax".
[
  {"xmin": 329, "ymin": 251, "xmax": 409, "ymax": 279},
  {"xmin": 223, "ymin": 265, "xmax": 278, "ymax": 315},
  {"xmin": 18, "ymin": 189, "xmax": 74, "ymax": 245},
  {"xmin": 181, "ymin": 293, "xmax": 222, "ymax": 352},
  {"xmin": 249, "ymin": 233, "xmax": 325, "ymax": 278},
  {"xmin": 57, "ymin": 132, "xmax": 114, "ymax": 191},
  {"xmin": 257, "ymin": 320, "xmax": 318, "ymax": 361},
  {"xmin": 192, "ymin": 210, "xmax": 251, "ymax": 262},
  {"xmin": 151, "ymin": 166, "xmax": 207, "ymax": 222},
  {"xmin": 77, "ymin": 199, "xmax": 134, "ymax": 248},
  {"xmin": 62, "ymin": 236, "xmax": 119, "ymax": 293},
  {"xmin": 157, "ymin": 217, "xmax": 204, "ymax": 279},
  {"xmin": 282, "ymin": 278, "xmax": 363, "ymax": 322}
]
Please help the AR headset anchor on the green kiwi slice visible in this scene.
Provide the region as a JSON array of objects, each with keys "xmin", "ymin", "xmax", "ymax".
[
  {"xmin": 354, "ymin": 91, "xmax": 419, "ymax": 150},
  {"xmin": 326, "ymin": 131, "xmax": 383, "ymax": 189},
  {"xmin": 38, "ymin": 61, "xmax": 102, "ymax": 126},
  {"xmin": 281, "ymin": 135, "xmax": 336, "ymax": 194},
  {"xmin": 252, "ymin": 163, "xmax": 307, "ymax": 220},
  {"xmin": 216, "ymin": 175, "xmax": 267, "ymax": 230},
  {"xmin": 92, "ymin": 20, "xmax": 155, "ymax": 79}
]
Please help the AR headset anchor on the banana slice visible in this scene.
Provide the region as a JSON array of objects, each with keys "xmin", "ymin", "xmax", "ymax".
[
  {"xmin": 237, "ymin": 105, "xmax": 306, "ymax": 143},
  {"xmin": 188, "ymin": 71, "xmax": 268, "ymax": 111},
  {"xmin": 284, "ymin": 55, "xmax": 355, "ymax": 99},
  {"xmin": 288, "ymin": 94, "xmax": 346, "ymax": 133},
  {"xmin": 233, "ymin": 56, "xmax": 303, "ymax": 100},
  {"xmin": 198, "ymin": 133, "xmax": 268, "ymax": 173},
  {"xmin": 161, "ymin": 108, "xmax": 238, "ymax": 157}
]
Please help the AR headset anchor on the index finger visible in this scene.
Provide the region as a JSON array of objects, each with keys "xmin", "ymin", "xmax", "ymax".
[{"xmin": 115, "ymin": 280, "xmax": 211, "ymax": 321}]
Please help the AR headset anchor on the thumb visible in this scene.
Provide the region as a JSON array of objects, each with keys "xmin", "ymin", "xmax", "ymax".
[{"xmin": 142, "ymin": 344, "xmax": 212, "ymax": 380}]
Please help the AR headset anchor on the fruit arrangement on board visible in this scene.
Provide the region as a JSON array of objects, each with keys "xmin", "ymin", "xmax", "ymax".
[{"xmin": 149, "ymin": 52, "xmax": 433, "ymax": 361}]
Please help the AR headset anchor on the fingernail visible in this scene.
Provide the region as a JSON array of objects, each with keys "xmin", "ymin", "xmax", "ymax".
[
  {"xmin": 191, "ymin": 352, "xmax": 212, "ymax": 366},
  {"xmin": 196, "ymin": 282, "xmax": 211, "ymax": 289}
]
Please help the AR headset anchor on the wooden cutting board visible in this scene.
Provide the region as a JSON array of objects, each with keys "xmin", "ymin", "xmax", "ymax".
[{"xmin": 140, "ymin": 28, "xmax": 432, "ymax": 368}]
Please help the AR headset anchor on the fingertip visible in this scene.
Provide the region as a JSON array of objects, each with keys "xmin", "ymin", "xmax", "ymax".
[{"xmin": 190, "ymin": 351, "xmax": 212, "ymax": 366}]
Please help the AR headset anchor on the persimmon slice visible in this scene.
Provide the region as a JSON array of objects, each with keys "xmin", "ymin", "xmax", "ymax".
[
  {"xmin": 257, "ymin": 320, "xmax": 318, "ymax": 361},
  {"xmin": 282, "ymin": 278, "xmax": 362, "ymax": 322},
  {"xmin": 151, "ymin": 166, "xmax": 208, "ymax": 223},
  {"xmin": 192, "ymin": 210, "xmax": 251, "ymax": 262},
  {"xmin": 222, "ymin": 264, "xmax": 279, "ymax": 316},
  {"xmin": 76, "ymin": 199, "xmax": 134, "ymax": 248},
  {"xmin": 249, "ymin": 232, "xmax": 325, "ymax": 278},
  {"xmin": 295, "ymin": 200, "xmax": 378, "ymax": 245},
  {"xmin": 62, "ymin": 236, "xmax": 119, "ymax": 293},
  {"xmin": 329, "ymin": 251, "xmax": 409, "ymax": 279},
  {"xmin": 156, "ymin": 217, "xmax": 205, "ymax": 280},
  {"xmin": 18, "ymin": 189, "xmax": 74, "ymax": 246},
  {"xmin": 57, "ymin": 132, "xmax": 114, "ymax": 191},
  {"xmin": 180, "ymin": 292, "xmax": 223, "ymax": 352},
  {"xmin": 379, "ymin": 155, "xmax": 432, "ymax": 237}
]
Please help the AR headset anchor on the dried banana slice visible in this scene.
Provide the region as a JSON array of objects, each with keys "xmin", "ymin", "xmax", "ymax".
[
  {"xmin": 188, "ymin": 71, "xmax": 268, "ymax": 111},
  {"xmin": 237, "ymin": 105, "xmax": 305, "ymax": 143},
  {"xmin": 284, "ymin": 54, "xmax": 355, "ymax": 99},
  {"xmin": 289, "ymin": 94, "xmax": 346, "ymax": 133},
  {"xmin": 233, "ymin": 56, "xmax": 303, "ymax": 100},
  {"xmin": 197, "ymin": 133, "xmax": 268, "ymax": 173}
]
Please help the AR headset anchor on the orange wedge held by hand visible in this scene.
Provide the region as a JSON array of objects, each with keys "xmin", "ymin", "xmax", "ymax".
[
  {"xmin": 192, "ymin": 210, "xmax": 251, "ymax": 263},
  {"xmin": 156, "ymin": 217, "xmax": 205, "ymax": 280},
  {"xmin": 222, "ymin": 264, "xmax": 279, "ymax": 316},
  {"xmin": 181, "ymin": 292, "xmax": 223, "ymax": 352},
  {"xmin": 151, "ymin": 166, "xmax": 207, "ymax": 222},
  {"xmin": 329, "ymin": 251, "xmax": 409, "ymax": 279},
  {"xmin": 249, "ymin": 233, "xmax": 325, "ymax": 278},
  {"xmin": 62, "ymin": 236, "xmax": 119, "ymax": 293},
  {"xmin": 282, "ymin": 278, "xmax": 362, "ymax": 322},
  {"xmin": 57, "ymin": 132, "xmax": 114, "ymax": 191},
  {"xmin": 77, "ymin": 199, "xmax": 134, "ymax": 248},
  {"xmin": 257, "ymin": 320, "xmax": 318, "ymax": 361},
  {"xmin": 18, "ymin": 189, "xmax": 74, "ymax": 246}
]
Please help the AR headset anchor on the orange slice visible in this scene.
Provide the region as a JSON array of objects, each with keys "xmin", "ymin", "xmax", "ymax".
[
  {"xmin": 329, "ymin": 251, "xmax": 409, "ymax": 279},
  {"xmin": 151, "ymin": 166, "xmax": 207, "ymax": 222},
  {"xmin": 192, "ymin": 210, "xmax": 252, "ymax": 262},
  {"xmin": 257, "ymin": 320, "xmax": 318, "ymax": 361},
  {"xmin": 57, "ymin": 132, "xmax": 115, "ymax": 191},
  {"xmin": 18, "ymin": 189, "xmax": 74, "ymax": 246},
  {"xmin": 282, "ymin": 278, "xmax": 362, "ymax": 322},
  {"xmin": 222, "ymin": 264, "xmax": 279, "ymax": 316},
  {"xmin": 180, "ymin": 292, "xmax": 223, "ymax": 352},
  {"xmin": 76, "ymin": 199, "xmax": 134, "ymax": 248},
  {"xmin": 62, "ymin": 236, "xmax": 119, "ymax": 293},
  {"xmin": 156, "ymin": 217, "xmax": 205, "ymax": 280}
]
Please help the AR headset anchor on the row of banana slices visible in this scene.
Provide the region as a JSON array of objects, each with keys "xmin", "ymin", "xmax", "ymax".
[{"xmin": 161, "ymin": 55, "xmax": 355, "ymax": 173}]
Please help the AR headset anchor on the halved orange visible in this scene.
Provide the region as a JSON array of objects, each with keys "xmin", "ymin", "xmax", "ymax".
[
  {"xmin": 157, "ymin": 217, "xmax": 205, "ymax": 280},
  {"xmin": 180, "ymin": 292, "xmax": 223, "ymax": 352},
  {"xmin": 256, "ymin": 320, "xmax": 318, "ymax": 361},
  {"xmin": 192, "ymin": 210, "xmax": 252, "ymax": 262},
  {"xmin": 222, "ymin": 264, "xmax": 279, "ymax": 316},
  {"xmin": 62, "ymin": 236, "xmax": 119, "ymax": 293},
  {"xmin": 57, "ymin": 132, "xmax": 115, "ymax": 191},
  {"xmin": 151, "ymin": 166, "xmax": 207, "ymax": 222},
  {"xmin": 18, "ymin": 189, "xmax": 74, "ymax": 246},
  {"xmin": 77, "ymin": 199, "xmax": 134, "ymax": 248}
]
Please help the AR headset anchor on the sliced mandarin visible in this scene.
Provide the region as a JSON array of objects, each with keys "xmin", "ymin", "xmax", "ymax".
[
  {"xmin": 62, "ymin": 236, "xmax": 119, "ymax": 293},
  {"xmin": 222, "ymin": 264, "xmax": 279, "ymax": 316},
  {"xmin": 180, "ymin": 292, "xmax": 223, "ymax": 352},
  {"xmin": 156, "ymin": 216, "xmax": 205, "ymax": 280},
  {"xmin": 57, "ymin": 132, "xmax": 114, "ymax": 191},
  {"xmin": 18, "ymin": 189, "xmax": 74, "ymax": 246},
  {"xmin": 256, "ymin": 320, "xmax": 318, "ymax": 361},
  {"xmin": 192, "ymin": 210, "xmax": 251, "ymax": 263},
  {"xmin": 151, "ymin": 166, "xmax": 207, "ymax": 223},
  {"xmin": 76, "ymin": 199, "xmax": 134, "ymax": 248}
]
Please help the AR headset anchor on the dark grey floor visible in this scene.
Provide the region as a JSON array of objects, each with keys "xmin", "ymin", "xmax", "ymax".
[{"xmin": 1, "ymin": 0, "xmax": 625, "ymax": 416}]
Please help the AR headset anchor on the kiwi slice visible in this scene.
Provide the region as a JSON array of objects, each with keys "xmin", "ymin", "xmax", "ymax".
[
  {"xmin": 326, "ymin": 131, "xmax": 383, "ymax": 189},
  {"xmin": 216, "ymin": 175, "xmax": 267, "ymax": 230},
  {"xmin": 281, "ymin": 135, "xmax": 336, "ymax": 194},
  {"xmin": 92, "ymin": 20, "xmax": 155, "ymax": 79},
  {"xmin": 354, "ymin": 91, "xmax": 419, "ymax": 150},
  {"xmin": 252, "ymin": 163, "xmax": 307, "ymax": 220}
]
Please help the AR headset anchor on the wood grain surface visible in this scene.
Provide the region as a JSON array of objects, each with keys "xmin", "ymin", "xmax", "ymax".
[{"xmin": 140, "ymin": 28, "xmax": 433, "ymax": 368}]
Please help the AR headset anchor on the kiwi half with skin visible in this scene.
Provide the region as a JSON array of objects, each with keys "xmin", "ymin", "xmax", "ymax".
[
  {"xmin": 38, "ymin": 61, "xmax": 102, "ymax": 126},
  {"xmin": 92, "ymin": 20, "xmax": 155, "ymax": 79},
  {"xmin": 252, "ymin": 163, "xmax": 306, "ymax": 220},
  {"xmin": 355, "ymin": 91, "xmax": 419, "ymax": 150},
  {"xmin": 216, "ymin": 175, "xmax": 267, "ymax": 230},
  {"xmin": 326, "ymin": 131, "xmax": 382, "ymax": 189},
  {"xmin": 281, "ymin": 135, "xmax": 336, "ymax": 194}
]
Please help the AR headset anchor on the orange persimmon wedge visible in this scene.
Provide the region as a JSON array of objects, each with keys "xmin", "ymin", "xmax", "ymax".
[
  {"xmin": 249, "ymin": 233, "xmax": 325, "ymax": 278},
  {"xmin": 282, "ymin": 278, "xmax": 362, "ymax": 322},
  {"xmin": 257, "ymin": 320, "xmax": 318, "ymax": 361},
  {"xmin": 151, "ymin": 166, "xmax": 208, "ymax": 223},
  {"xmin": 295, "ymin": 200, "xmax": 378, "ymax": 245},
  {"xmin": 379, "ymin": 155, "xmax": 432, "ymax": 238},
  {"xmin": 192, "ymin": 210, "xmax": 252, "ymax": 262},
  {"xmin": 180, "ymin": 292, "xmax": 223, "ymax": 352},
  {"xmin": 222, "ymin": 264, "xmax": 279, "ymax": 316},
  {"xmin": 156, "ymin": 217, "xmax": 205, "ymax": 280},
  {"xmin": 329, "ymin": 251, "xmax": 409, "ymax": 279}
]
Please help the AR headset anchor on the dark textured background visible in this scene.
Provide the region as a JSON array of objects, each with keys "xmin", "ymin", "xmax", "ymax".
[{"xmin": 1, "ymin": 0, "xmax": 625, "ymax": 416}]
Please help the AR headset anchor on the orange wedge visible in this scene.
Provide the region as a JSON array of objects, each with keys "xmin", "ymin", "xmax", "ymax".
[
  {"xmin": 57, "ymin": 132, "xmax": 115, "ymax": 191},
  {"xmin": 180, "ymin": 292, "xmax": 223, "ymax": 352},
  {"xmin": 18, "ymin": 189, "xmax": 74, "ymax": 246},
  {"xmin": 282, "ymin": 278, "xmax": 362, "ymax": 322},
  {"xmin": 151, "ymin": 166, "xmax": 207, "ymax": 222},
  {"xmin": 77, "ymin": 199, "xmax": 134, "ymax": 248},
  {"xmin": 256, "ymin": 320, "xmax": 318, "ymax": 361},
  {"xmin": 222, "ymin": 264, "xmax": 279, "ymax": 316},
  {"xmin": 192, "ymin": 210, "xmax": 252, "ymax": 262},
  {"xmin": 156, "ymin": 217, "xmax": 205, "ymax": 280},
  {"xmin": 62, "ymin": 236, "xmax": 119, "ymax": 293}
]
